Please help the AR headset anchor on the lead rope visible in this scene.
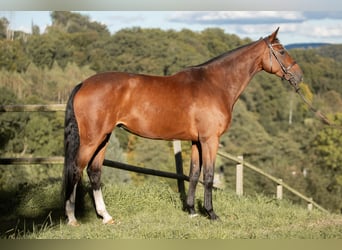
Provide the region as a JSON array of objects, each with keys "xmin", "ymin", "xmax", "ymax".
[
  {"xmin": 264, "ymin": 37, "xmax": 339, "ymax": 128},
  {"xmin": 293, "ymin": 85, "xmax": 342, "ymax": 129}
]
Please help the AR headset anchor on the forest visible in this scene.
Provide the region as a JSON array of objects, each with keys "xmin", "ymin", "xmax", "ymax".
[{"xmin": 0, "ymin": 11, "xmax": 341, "ymax": 213}]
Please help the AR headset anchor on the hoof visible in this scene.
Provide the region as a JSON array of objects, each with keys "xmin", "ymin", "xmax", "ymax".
[
  {"xmin": 209, "ymin": 214, "xmax": 220, "ymax": 221},
  {"xmin": 206, "ymin": 209, "xmax": 220, "ymax": 221},
  {"xmin": 103, "ymin": 218, "xmax": 115, "ymax": 225},
  {"xmin": 68, "ymin": 220, "xmax": 80, "ymax": 227}
]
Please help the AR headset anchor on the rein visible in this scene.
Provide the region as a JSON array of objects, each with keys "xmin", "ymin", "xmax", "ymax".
[
  {"xmin": 295, "ymin": 86, "xmax": 332, "ymax": 126},
  {"xmin": 264, "ymin": 38, "xmax": 341, "ymax": 129},
  {"xmin": 293, "ymin": 86, "xmax": 342, "ymax": 129}
]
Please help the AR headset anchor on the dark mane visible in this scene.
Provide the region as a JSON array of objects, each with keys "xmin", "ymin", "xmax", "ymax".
[{"xmin": 191, "ymin": 40, "xmax": 259, "ymax": 68}]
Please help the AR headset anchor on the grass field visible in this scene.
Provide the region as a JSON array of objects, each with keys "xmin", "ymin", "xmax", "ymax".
[{"xmin": 1, "ymin": 179, "xmax": 342, "ymax": 239}]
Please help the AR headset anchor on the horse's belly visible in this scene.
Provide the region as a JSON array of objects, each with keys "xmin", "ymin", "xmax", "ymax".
[{"xmin": 117, "ymin": 110, "xmax": 196, "ymax": 141}]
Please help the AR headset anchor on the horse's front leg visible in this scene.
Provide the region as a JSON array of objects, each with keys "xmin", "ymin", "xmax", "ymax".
[
  {"xmin": 186, "ymin": 141, "xmax": 202, "ymax": 217},
  {"xmin": 201, "ymin": 137, "xmax": 220, "ymax": 220}
]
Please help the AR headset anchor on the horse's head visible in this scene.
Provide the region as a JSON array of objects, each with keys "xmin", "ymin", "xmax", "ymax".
[{"xmin": 262, "ymin": 28, "xmax": 303, "ymax": 90}]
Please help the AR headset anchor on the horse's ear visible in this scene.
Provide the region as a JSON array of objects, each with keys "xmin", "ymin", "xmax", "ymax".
[{"xmin": 269, "ymin": 27, "xmax": 280, "ymax": 43}]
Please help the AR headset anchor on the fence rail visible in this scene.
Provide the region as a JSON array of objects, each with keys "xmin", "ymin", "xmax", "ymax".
[
  {"xmin": 0, "ymin": 104, "xmax": 328, "ymax": 213},
  {"xmin": 0, "ymin": 153, "xmax": 328, "ymax": 213},
  {"xmin": 0, "ymin": 157, "xmax": 64, "ymax": 165},
  {"xmin": 0, "ymin": 157, "xmax": 189, "ymax": 180},
  {"xmin": 217, "ymin": 151, "xmax": 328, "ymax": 213},
  {"xmin": 0, "ymin": 104, "xmax": 66, "ymax": 112}
]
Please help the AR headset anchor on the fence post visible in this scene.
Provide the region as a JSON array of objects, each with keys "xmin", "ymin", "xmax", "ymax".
[
  {"xmin": 173, "ymin": 140, "xmax": 185, "ymax": 196},
  {"xmin": 236, "ymin": 155, "xmax": 243, "ymax": 196},
  {"xmin": 276, "ymin": 179, "xmax": 283, "ymax": 200}
]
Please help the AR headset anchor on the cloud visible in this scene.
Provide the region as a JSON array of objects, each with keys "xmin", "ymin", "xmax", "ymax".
[
  {"xmin": 168, "ymin": 11, "xmax": 342, "ymax": 26},
  {"xmin": 168, "ymin": 11, "xmax": 306, "ymax": 25},
  {"xmin": 167, "ymin": 11, "xmax": 342, "ymax": 43},
  {"xmin": 300, "ymin": 20, "xmax": 342, "ymax": 38},
  {"xmin": 302, "ymin": 11, "xmax": 342, "ymax": 20}
]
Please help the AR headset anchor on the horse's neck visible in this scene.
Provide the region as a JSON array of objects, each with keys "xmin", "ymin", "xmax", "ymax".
[{"xmin": 206, "ymin": 41, "xmax": 264, "ymax": 106}]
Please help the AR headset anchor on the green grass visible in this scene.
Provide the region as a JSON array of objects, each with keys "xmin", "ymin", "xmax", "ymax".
[{"xmin": 1, "ymin": 180, "xmax": 342, "ymax": 239}]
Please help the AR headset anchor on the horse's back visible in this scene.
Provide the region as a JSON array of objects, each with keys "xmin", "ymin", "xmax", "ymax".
[
  {"xmin": 73, "ymin": 70, "xmax": 230, "ymax": 141},
  {"xmin": 73, "ymin": 72, "xmax": 199, "ymax": 140}
]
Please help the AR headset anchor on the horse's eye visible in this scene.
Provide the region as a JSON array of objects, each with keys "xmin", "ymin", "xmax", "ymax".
[{"xmin": 279, "ymin": 50, "xmax": 285, "ymax": 55}]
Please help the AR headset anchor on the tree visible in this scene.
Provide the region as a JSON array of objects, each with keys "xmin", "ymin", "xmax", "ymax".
[
  {"xmin": 0, "ymin": 17, "xmax": 9, "ymax": 39},
  {"xmin": 200, "ymin": 28, "xmax": 250, "ymax": 57},
  {"xmin": 307, "ymin": 113, "xmax": 342, "ymax": 212},
  {"xmin": 126, "ymin": 135, "xmax": 175, "ymax": 185},
  {"xmin": 31, "ymin": 23, "xmax": 40, "ymax": 36},
  {"xmin": 0, "ymin": 87, "xmax": 30, "ymax": 155},
  {"xmin": 311, "ymin": 113, "xmax": 342, "ymax": 171},
  {"xmin": 26, "ymin": 31, "xmax": 75, "ymax": 69},
  {"xmin": 50, "ymin": 11, "xmax": 109, "ymax": 36},
  {"xmin": 103, "ymin": 132, "xmax": 131, "ymax": 184},
  {"xmin": 0, "ymin": 40, "xmax": 30, "ymax": 72}
]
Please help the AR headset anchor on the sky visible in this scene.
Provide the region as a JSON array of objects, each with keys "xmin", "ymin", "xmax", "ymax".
[{"xmin": 1, "ymin": 11, "xmax": 342, "ymax": 45}]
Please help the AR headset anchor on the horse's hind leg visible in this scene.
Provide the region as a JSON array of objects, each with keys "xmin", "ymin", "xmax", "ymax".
[
  {"xmin": 65, "ymin": 182, "xmax": 79, "ymax": 226},
  {"xmin": 187, "ymin": 141, "xmax": 202, "ymax": 217},
  {"xmin": 65, "ymin": 150, "xmax": 90, "ymax": 226},
  {"xmin": 87, "ymin": 134, "xmax": 114, "ymax": 224}
]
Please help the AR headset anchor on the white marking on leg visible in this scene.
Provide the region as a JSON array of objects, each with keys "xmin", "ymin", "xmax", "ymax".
[
  {"xmin": 93, "ymin": 188, "xmax": 114, "ymax": 224},
  {"xmin": 189, "ymin": 213, "xmax": 199, "ymax": 218},
  {"xmin": 66, "ymin": 184, "xmax": 79, "ymax": 226}
]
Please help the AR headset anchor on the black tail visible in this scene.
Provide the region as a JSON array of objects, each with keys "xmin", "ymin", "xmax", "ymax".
[{"xmin": 63, "ymin": 83, "xmax": 83, "ymax": 204}]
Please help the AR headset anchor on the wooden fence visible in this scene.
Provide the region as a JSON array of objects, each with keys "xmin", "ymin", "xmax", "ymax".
[
  {"xmin": 217, "ymin": 152, "xmax": 328, "ymax": 213},
  {"xmin": 0, "ymin": 104, "xmax": 328, "ymax": 213}
]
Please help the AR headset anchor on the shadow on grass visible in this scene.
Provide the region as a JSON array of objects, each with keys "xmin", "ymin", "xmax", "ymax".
[{"xmin": 0, "ymin": 178, "xmax": 91, "ymax": 238}]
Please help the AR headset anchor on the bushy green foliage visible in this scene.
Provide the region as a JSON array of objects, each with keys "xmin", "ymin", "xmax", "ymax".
[
  {"xmin": 312, "ymin": 113, "xmax": 342, "ymax": 171},
  {"xmin": 0, "ymin": 40, "xmax": 30, "ymax": 72},
  {"xmin": 50, "ymin": 11, "xmax": 110, "ymax": 36}
]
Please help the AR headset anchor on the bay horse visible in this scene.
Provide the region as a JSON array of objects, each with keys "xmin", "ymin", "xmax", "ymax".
[{"xmin": 63, "ymin": 28, "xmax": 303, "ymax": 225}]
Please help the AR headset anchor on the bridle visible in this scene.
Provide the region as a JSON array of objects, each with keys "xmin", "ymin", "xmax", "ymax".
[{"xmin": 264, "ymin": 38, "xmax": 300, "ymax": 91}]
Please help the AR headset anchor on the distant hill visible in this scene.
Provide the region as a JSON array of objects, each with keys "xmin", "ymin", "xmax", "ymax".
[{"xmin": 285, "ymin": 43, "xmax": 331, "ymax": 50}]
